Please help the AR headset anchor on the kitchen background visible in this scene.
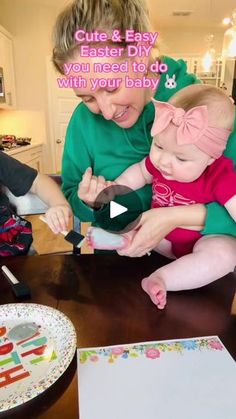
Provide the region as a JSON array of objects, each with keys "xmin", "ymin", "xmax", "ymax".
[{"xmin": 0, "ymin": 0, "xmax": 236, "ymax": 174}]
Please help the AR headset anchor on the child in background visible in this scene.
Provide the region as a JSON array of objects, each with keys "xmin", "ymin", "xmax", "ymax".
[
  {"xmin": 79, "ymin": 84, "xmax": 236, "ymax": 308},
  {"xmin": 0, "ymin": 152, "xmax": 72, "ymax": 255}
]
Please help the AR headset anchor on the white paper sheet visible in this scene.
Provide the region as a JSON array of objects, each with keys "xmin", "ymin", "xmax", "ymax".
[{"xmin": 78, "ymin": 336, "xmax": 236, "ymax": 419}]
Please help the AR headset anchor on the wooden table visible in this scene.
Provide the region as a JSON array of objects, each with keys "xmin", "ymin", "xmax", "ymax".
[{"xmin": 0, "ymin": 254, "xmax": 235, "ymax": 418}]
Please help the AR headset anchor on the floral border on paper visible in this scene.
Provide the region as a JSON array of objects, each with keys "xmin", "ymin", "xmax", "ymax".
[{"xmin": 79, "ymin": 337, "xmax": 224, "ymax": 365}]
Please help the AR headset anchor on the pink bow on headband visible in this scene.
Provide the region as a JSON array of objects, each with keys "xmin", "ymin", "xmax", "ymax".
[{"xmin": 151, "ymin": 99, "xmax": 231, "ymax": 159}]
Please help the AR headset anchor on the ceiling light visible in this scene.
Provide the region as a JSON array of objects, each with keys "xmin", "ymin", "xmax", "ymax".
[
  {"xmin": 201, "ymin": 34, "xmax": 216, "ymax": 72},
  {"xmin": 222, "ymin": 9, "xmax": 236, "ymax": 58},
  {"xmin": 222, "ymin": 17, "xmax": 231, "ymax": 25}
]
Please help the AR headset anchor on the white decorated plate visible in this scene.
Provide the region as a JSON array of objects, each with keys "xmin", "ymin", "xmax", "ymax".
[{"xmin": 0, "ymin": 303, "xmax": 77, "ymax": 412}]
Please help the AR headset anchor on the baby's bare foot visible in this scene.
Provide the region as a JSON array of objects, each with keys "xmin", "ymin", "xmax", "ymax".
[{"xmin": 141, "ymin": 275, "xmax": 167, "ymax": 309}]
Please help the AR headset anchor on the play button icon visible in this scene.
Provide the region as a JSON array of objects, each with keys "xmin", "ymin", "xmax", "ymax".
[
  {"xmin": 93, "ymin": 184, "xmax": 144, "ymax": 233},
  {"xmin": 110, "ymin": 201, "xmax": 127, "ymax": 219}
]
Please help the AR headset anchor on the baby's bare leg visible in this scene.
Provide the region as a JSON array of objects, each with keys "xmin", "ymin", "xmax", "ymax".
[
  {"xmin": 153, "ymin": 238, "xmax": 176, "ymax": 259},
  {"xmin": 142, "ymin": 235, "xmax": 236, "ymax": 308},
  {"xmin": 142, "ymin": 239, "xmax": 175, "ymax": 309}
]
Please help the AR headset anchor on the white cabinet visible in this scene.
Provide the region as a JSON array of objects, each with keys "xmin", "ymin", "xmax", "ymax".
[
  {"xmin": 171, "ymin": 55, "xmax": 223, "ymax": 87},
  {"xmin": 190, "ymin": 58, "xmax": 223, "ymax": 87},
  {"xmin": 220, "ymin": 59, "xmax": 235, "ymax": 97},
  {"xmin": 7, "ymin": 144, "xmax": 44, "ymax": 172},
  {"xmin": 170, "ymin": 54, "xmax": 236, "ymax": 97},
  {"xmin": 0, "ymin": 25, "xmax": 16, "ymax": 109}
]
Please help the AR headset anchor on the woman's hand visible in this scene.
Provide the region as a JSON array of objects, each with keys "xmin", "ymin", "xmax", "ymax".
[
  {"xmin": 118, "ymin": 207, "xmax": 176, "ymax": 257},
  {"xmin": 78, "ymin": 167, "xmax": 114, "ymax": 207},
  {"xmin": 118, "ymin": 205, "xmax": 206, "ymax": 257}
]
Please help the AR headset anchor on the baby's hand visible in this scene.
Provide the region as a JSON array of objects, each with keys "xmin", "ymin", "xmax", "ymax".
[
  {"xmin": 45, "ymin": 204, "xmax": 72, "ymax": 234},
  {"xmin": 78, "ymin": 167, "xmax": 113, "ymax": 207}
]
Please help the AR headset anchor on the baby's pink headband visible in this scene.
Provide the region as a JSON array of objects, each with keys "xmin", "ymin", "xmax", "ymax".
[{"xmin": 151, "ymin": 99, "xmax": 231, "ymax": 159}]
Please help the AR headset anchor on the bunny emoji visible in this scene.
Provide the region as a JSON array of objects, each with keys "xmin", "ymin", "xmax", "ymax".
[{"xmin": 165, "ymin": 74, "xmax": 177, "ymax": 89}]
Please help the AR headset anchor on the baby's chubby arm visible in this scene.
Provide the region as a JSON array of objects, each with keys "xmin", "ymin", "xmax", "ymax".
[
  {"xmin": 78, "ymin": 159, "xmax": 152, "ymax": 208},
  {"xmin": 224, "ymin": 195, "xmax": 236, "ymax": 222},
  {"xmin": 78, "ymin": 167, "xmax": 113, "ymax": 207},
  {"xmin": 115, "ymin": 158, "xmax": 153, "ymax": 189},
  {"xmin": 78, "ymin": 159, "xmax": 152, "ymax": 207}
]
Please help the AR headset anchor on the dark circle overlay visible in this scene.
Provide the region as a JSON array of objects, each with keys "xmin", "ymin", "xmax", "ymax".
[{"xmin": 93, "ymin": 185, "xmax": 143, "ymax": 233}]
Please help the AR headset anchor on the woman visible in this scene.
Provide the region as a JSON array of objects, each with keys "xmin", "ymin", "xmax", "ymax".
[{"xmin": 52, "ymin": 0, "xmax": 236, "ymax": 259}]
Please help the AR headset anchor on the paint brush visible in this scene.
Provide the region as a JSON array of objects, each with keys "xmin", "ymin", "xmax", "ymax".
[
  {"xmin": 1, "ymin": 265, "xmax": 31, "ymax": 299},
  {"xmin": 39, "ymin": 215, "xmax": 86, "ymax": 248}
]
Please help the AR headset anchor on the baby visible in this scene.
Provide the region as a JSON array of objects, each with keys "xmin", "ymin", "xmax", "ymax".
[{"xmin": 79, "ymin": 84, "xmax": 236, "ymax": 309}]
